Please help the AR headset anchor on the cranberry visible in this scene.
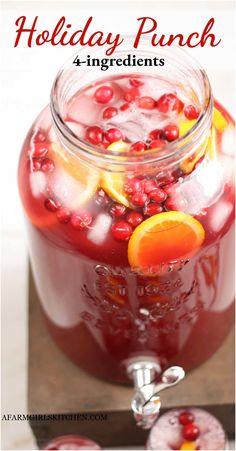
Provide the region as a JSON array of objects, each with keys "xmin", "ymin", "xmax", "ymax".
[
  {"xmin": 131, "ymin": 192, "xmax": 149, "ymax": 207},
  {"xmin": 130, "ymin": 141, "xmax": 147, "ymax": 152},
  {"xmin": 33, "ymin": 141, "xmax": 48, "ymax": 157},
  {"xmin": 124, "ymin": 178, "xmax": 142, "ymax": 194},
  {"xmin": 129, "ymin": 78, "xmax": 144, "ymax": 87},
  {"xmin": 112, "ymin": 221, "xmax": 133, "ymax": 241},
  {"xmin": 57, "ymin": 207, "xmax": 71, "ymax": 224},
  {"xmin": 138, "ymin": 96, "xmax": 156, "ymax": 110},
  {"xmin": 156, "ymin": 93, "xmax": 181, "ymax": 114},
  {"xmin": 149, "ymin": 139, "xmax": 165, "ymax": 150},
  {"xmin": 156, "ymin": 172, "xmax": 176, "ymax": 186},
  {"xmin": 103, "ymin": 106, "xmax": 118, "ymax": 120},
  {"xmin": 106, "ymin": 127, "xmax": 124, "ymax": 143},
  {"xmin": 182, "ymin": 422, "xmax": 200, "ymax": 441},
  {"xmin": 120, "ymin": 103, "xmax": 130, "ymax": 112},
  {"xmin": 178, "ymin": 411, "xmax": 195, "ymax": 426},
  {"xmin": 184, "ymin": 104, "xmax": 200, "ymax": 120},
  {"xmin": 41, "ymin": 158, "xmax": 55, "ymax": 173},
  {"xmin": 127, "ymin": 211, "xmax": 143, "ymax": 227},
  {"xmin": 162, "ymin": 124, "xmax": 179, "ymax": 142},
  {"xmin": 110, "ymin": 203, "xmax": 127, "ymax": 217},
  {"xmin": 44, "ymin": 198, "xmax": 59, "ymax": 213},
  {"xmin": 149, "ymin": 129, "xmax": 162, "ymax": 140},
  {"xmin": 94, "ymin": 85, "xmax": 113, "ymax": 104},
  {"xmin": 33, "ymin": 130, "xmax": 46, "ymax": 143},
  {"xmin": 142, "ymin": 179, "xmax": 157, "ymax": 194},
  {"xmin": 144, "ymin": 203, "xmax": 163, "ymax": 216},
  {"xmin": 29, "ymin": 158, "xmax": 41, "ymax": 171},
  {"xmin": 149, "ymin": 187, "xmax": 167, "ymax": 203},
  {"xmin": 86, "ymin": 126, "xmax": 103, "ymax": 145},
  {"xmin": 124, "ymin": 87, "xmax": 140, "ymax": 102},
  {"xmin": 95, "ymin": 189, "xmax": 110, "ymax": 206},
  {"xmin": 70, "ymin": 212, "xmax": 92, "ymax": 230}
]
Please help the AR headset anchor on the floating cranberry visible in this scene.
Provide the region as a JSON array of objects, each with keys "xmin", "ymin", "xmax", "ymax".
[
  {"xmin": 44, "ymin": 198, "xmax": 59, "ymax": 213},
  {"xmin": 149, "ymin": 129, "xmax": 162, "ymax": 140},
  {"xmin": 120, "ymin": 103, "xmax": 130, "ymax": 112},
  {"xmin": 103, "ymin": 106, "xmax": 118, "ymax": 120},
  {"xmin": 162, "ymin": 124, "xmax": 179, "ymax": 142},
  {"xmin": 57, "ymin": 207, "xmax": 71, "ymax": 224},
  {"xmin": 33, "ymin": 130, "xmax": 46, "ymax": 143},
  {"xmin": 182, "ymin": 422, "xmax": 200, "ymax": 441},
  {"xmin": 149, "ymin": 139, "xmax": 165, "ymax": 150},
  {"xmin": 70, "ymin": 212, "xmax": 92, "ymax": 230},
  {"xmin": 41, "ymin": 158, "xmax": 55, "ymax": 173},
  {"xmin": 178, "ymin": 411, "xmax": 195, "ymax": 426},
  {"xmin": 124, "ymin": 178, "xmax": 142, "ymax": 194},
  {"xmin": 86, "ymin": 126, "xmax": 104, "ymax": 145},
  {"xmin": 130, "ymin": 141, "xmax": 147, "ymax": 152},
  {"xmin": 144, "ymin": 203, "xmax": 163, "ymax": 216},
  {"xmin": 142, "ymin": 179, "xmax": 157, "ymax": 194},
  {"xmin": 129, "ymin": 78, "xmax": 144, "ymax": 87},
  {"xmin": 106, "ymin": 127, "xmax": 124, "ymax": 143},
  {"xmin": 95, "ymin": 189, "xmax": 110, "ymax": 206},
  {"xmin": 127, "ymin": 211, "xmax": 143, "ymax": 227},
  {"xmin": 184, "ymin": 104, "xmax": 200, "ymax": 120},
  {"xmin": 131, "ymin": 192, "xmax": 149, "ymax": 207},
  {"xmin": 149, "ymin": 187, "xmax": 167, "ymax": 203},
  {"xmin": 33, "ymin": 141, "xmax": 48, "ymax": 157},
  {"xmin": 29, "ymin": 158, "xmax": 41, "ymax": 172},
  {"xmin": 124, "ymin": 87, "xmax": 140, "ymax": 102},
  {"xmin": 138, "ymin": 96, "xmax": 156, "ymax": 110},
  {"xmin": 94, "ymin": 85, "xmax": 114, "ymax": 104},
  {"xmin": 112, "ymin": 221, "xmax": 133, "ymax": 241},
  {"xmin": 110, "ymin": 203, "xmax": 127, "ymax": 217},
  {"xmin": 156, "ymin": 172, "xmax": 176, "ymax": 186},
  {"xmin": 156, "ymin": 93, "xmax": 181, "ymax": 114}
]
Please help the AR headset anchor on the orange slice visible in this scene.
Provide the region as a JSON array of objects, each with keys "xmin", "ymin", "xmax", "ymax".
[
  {"xmin": 128, "ymin": 211, "xmax": 205, "ymax": 275},
  {"xmin": 101, "ymin": 172, "xmax": 129, "ymax": 207},
  {"xmin": 101, "ymin": 140, "xmax": 130, "ymax": 207},
  {"xmin": 213, "ymin": 107, "xmax": 228, "ymax": 132},
  {"xmin": 107, "ymin": 140, "xmax": 129, "ymax": 152},
  {"xmin": 180, "ymin": 442, "xmax": 197, "ymax": 450},
  {"xmin": 51, "ymin": 143, "xmax": 99, "ymax": 208},
  {"xmin": 179, "ymin": 119, "xmax": 197, "ymax": 137}
]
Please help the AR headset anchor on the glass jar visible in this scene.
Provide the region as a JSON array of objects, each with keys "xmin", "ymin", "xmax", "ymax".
[
  {"xmin": 18, "ymin": 41, "xmax": 235, "ymax": 384},
  {"xmin": 146, "ymin": 408, "xmax": 228, "ymax": 450},
  {"xmin": 42, "ymin": 435, "xmax": 101, "ymax": 450}
]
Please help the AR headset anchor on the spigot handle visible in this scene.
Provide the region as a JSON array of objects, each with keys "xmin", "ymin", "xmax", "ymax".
[
  {"xmin": 126, "ymin": 359, "xmax": 185, "ymax": 429},
  {"xmin": 151, "ymin": 366, "xmax": 185, "ymax": 395}
]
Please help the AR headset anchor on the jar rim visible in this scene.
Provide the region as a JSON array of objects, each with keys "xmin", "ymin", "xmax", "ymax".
[{"xmin": 50, "ymin": 39, "xmax": 213, "ymax": 169}]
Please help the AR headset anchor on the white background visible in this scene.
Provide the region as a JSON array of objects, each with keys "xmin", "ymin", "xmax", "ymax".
[{"xmin": 1, "ymin": 1, "xmax": 235, "ymax": 450}]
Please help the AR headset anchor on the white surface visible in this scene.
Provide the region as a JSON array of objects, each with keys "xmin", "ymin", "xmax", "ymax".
[{"xmin": 1, "ymin": 0, "xmax": 235, "ymax": 450}]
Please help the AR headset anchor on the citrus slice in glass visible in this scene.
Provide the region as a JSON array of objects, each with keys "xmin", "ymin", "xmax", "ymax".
[
  {"xmin": 101, "ymin": 140, "xmax": 130, "ymax": 207},
  {"xmin": 213, "ymin": 107, "xmax": 228, "ymax": 132},
  {"xmin": 128, "ymin": 211, "xmax": 205, "ymax": 275}
]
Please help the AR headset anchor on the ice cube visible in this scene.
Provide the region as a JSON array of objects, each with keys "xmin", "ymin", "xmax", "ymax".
[
  {"xmin": 210, "ymin": 200, "xmax": 233, "ymax": 233},
  {"xmin": 68, "ymin": 94, "xmax": 101, "ymax": 125},
  {"xmin": 221, "ymin": 126, "xmax": 234, "ymax": 156},
  {"xmin": 29, "ymin": 172, "xmax": 47, "ymax": 197},
  {"xmin": 88, "ymin": 214, "xmax": 112, "ymax": 245}
]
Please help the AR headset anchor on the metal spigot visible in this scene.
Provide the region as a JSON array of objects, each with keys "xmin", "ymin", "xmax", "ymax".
[{"xmin": 126, "ymin": 358, "xmax": 185, "ymax": 429}]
